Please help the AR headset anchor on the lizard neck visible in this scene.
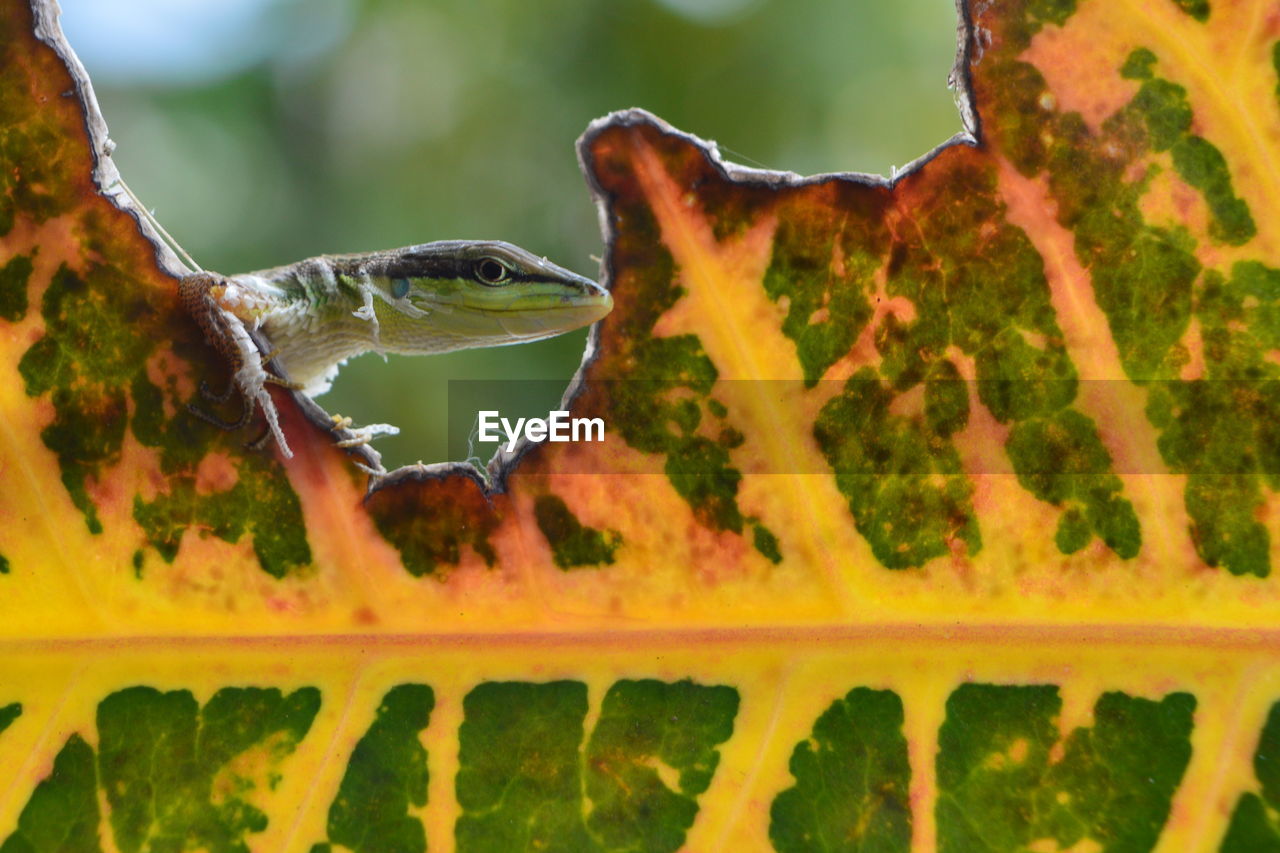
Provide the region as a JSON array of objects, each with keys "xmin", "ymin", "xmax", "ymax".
[
  {"xmin": 222, "ymin": 262, "xmax": 459, "ymax": 397},
  {"xmin": 220, "ymin": 264, "xmax": 371, "ymax": 396}
]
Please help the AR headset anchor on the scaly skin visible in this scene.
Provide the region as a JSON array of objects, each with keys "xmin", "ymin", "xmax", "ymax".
[{"xmin": 180, "ymin": 240, "xmax": 612, "ymax": 459}]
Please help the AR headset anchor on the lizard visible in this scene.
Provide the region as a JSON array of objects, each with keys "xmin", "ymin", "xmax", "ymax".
[{"xmin": 178, "ymin": 240, "xmax": 613, "ymax": 460}]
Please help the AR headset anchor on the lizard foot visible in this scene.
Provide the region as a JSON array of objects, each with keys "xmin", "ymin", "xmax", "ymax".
[
  {"xmin": 180, "ymin": 272, "xmax": 294, "ymax": 458},
  {"xmin": 329, "ymin": 413, "xmax": 400, "ymax": 448}
]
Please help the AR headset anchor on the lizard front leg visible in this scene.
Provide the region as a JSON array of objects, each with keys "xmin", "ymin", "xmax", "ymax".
[
  {"xmin": 179, "ymin": 272, "xmax": 299, "ymax": 457},
  {"xmin": 349, "ymin": 267, "xmax": 384, "ymax": 352}
]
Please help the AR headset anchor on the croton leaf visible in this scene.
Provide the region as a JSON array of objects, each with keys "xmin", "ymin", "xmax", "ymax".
[{"xmin": 2, "ymin": 0, "xmax": 1280, "ymax": 848}]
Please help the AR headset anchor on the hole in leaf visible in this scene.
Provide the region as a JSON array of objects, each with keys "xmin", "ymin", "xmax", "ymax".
[{"xmin": 63, "ymin": 0, "xmax": 961, "ymax": 470}]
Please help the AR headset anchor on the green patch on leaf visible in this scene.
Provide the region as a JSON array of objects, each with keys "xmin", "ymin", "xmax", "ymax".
[
  {"xmin": 0, "ymin": 702, "xmax": 20, "ymax": 735},
  {"xmin": 0, "ymin": 251, "xmax": 32, "ymax": 321},
  {"xmin": 15, "ymin": 259, "xmax": 283, "ymax": 549},
  {"xmin": 980, "ymin": 21, "xmax": 1280, "ymax": 572},
  {"xmin": 665, "ymin": 436, "xmax": 745, "ymax": 533},
  {"xmin": 1120, "ymin": 47, "xmax": 1158, "ymax": 80},
  {"xmin": 17, "ymin": 265, "xmax": 146, "ymax": 533},
  {"xmin": 1233, "ymin": 260, "xmax": 1280, "ymax": 302},
  {"xmin": 1172, "ymin": 135, "xmax": 1256, "ymax": 245},
  {"xmin": 0, "ymin": 735, "xmax": 100, "ymax": 853},
  {"xmin": 1078, "ymin": 192, "xmax": 1200, "ymax": 380},
  {"xmin": 1149, "ymin": 255, "xmax": 1280, "ymax": 578},
  {"xmin": 133, "ymin": 452, "xmax": 312, "ymax": 578},
  {"xmin": 585, "ymin": 680, "xmax": 739, "ymax": 851},
  {"xmin": 534, "ymin": 494, "xmax": 622, "ymax": 570},
  {"xmin": 770, "ymin": 687, "xmax": 911, "ymax": 852},
  {"xmin": 0, "ymin": 4, "xmax": 81, "ymax": 237},
  {"xmin": 974, "ymin": 329, "xmax": 1078, "ymax": 423},
  {"xmin": 97, "ymin": 685, "xmax": 321, "ymax": 852},
  {"xmin": 1054, "ymin": 507, "xmax": 1092, "ymax": 554},
  {"xmin": 322, "ymin": 684, "xmax": 434, "ymax": 853},
  {"xmin": 816, "ymin": 369, "xmax": 980, "ymax": 569},
  {"xmin": 611, "ymin": 336, "xmax": 748, "ymax": 534},
  {"xmin": 1130, "ymin": 76, "xmax": 1193, "ymax": 152},
  {"xmin": 1027, "ymin": 0, "xmax": 1077, "ymax": 27},
  {"xmin": 761, "ymin": 204, "xmax": 880, "ymax": 386},
  {"xmin": 877, "ymin": 150, "xmax": 1133, "ymax": 561},
  {"xmin": 0, "ymin": 554, "xmax": 8, "ymax": 575},
  {"xmin": 127, "ymin": 369, "xmax": 203, "ymax": 472},
  {"xmin": 882, "ymin": 158, "xmax": 1076, "ymax": 400},
  {"xmin": 924, "ymin": 362, "xmax": 969, "ymax": 438},
  {"xmin": 1273, "ymin": 42, "xmax": 1280, "ymax": 113},
  {"xmin": 1170, "ymin": 0, "xmax": 1210, "ymax": 21},
  {"xmin": 601, "ymin": 338, "xmax": 749, "ymax": 537},
  {"xmin": 1006, "ymin": 409, "xmax": 1141, "ymax": 557},
  {"xmin": 456, "ymin": 679, "xmax": 738, "ymax": 853},
  {"xmin": 456, "ymin": 681, "xmax": 590, "ymax": 851},
  {"xmin": 9, "ymin": 214, "xmax": 306, "ymax": 574},
  {"xmin": 936, "ymin": 684, "xmax": 1195, "ymax": 853},
  {"xmin": 991, "ymin": 48, "xmax": 1205, "ymax": 380},
  {"xmin": 127, "ymin": 358, "xmax": 311, "ymax": 578},
  {"xmin": 1221, "ymin": 794, "xmax": 1280, "ymax": 851},
  {"xmin": 614, "ymin": 339, "xmax": 716, "ymax": 452},
  {"xmin": 366, "ymin": 475, "xmax": 499, "ymax": 577},
  {"xmin": 752, "ymin": 521, "xmax": 782, "ymax": 564},
  {"xmin": 1183, "ymin": 472, "xmax": 1271, "ymax": 577},
  {"xmin": 1221, "ymin": 698, "xmax": 1280, "ymax": 849},
  {"xmin": 1120, "ymin": 52, "xmax": 1254, "ymax": 245}
]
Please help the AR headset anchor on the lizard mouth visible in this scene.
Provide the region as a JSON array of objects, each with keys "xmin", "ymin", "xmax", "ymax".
[
  {"xmin": 392, "ymin": 280, "xmax": 612, "ymax": 350},
  {"xmin": 487, "ymin": 284, "xmax": 613, "ymax": 341},
  {"xmin": 491, "ymin": 281, "xmax": 612, "ymax": 314}
]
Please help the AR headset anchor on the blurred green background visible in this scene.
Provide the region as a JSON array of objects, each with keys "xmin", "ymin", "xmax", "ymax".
[{"xmin": 61, "ymin": 0, "xmax": 962, "ymax": 468}]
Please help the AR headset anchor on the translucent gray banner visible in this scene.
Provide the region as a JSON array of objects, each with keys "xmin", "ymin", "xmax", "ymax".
[{"xmin": 447, "ymin": 379, "xmax": 1279, "ymax": 475}]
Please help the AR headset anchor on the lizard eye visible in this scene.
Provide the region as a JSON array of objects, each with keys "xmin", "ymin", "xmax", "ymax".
[
  {"xmin": 391, "ymin": 277, "xmax": 411, "ymax": 299},
  {"xmin": 475, "ymin": 257, "xmax": 511, "ymax": 285}
]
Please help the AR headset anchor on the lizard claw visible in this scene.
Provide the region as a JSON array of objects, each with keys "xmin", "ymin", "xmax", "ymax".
[{"xmin": 330, "ymin": 413, "xmax": 400, "ymax": 448}]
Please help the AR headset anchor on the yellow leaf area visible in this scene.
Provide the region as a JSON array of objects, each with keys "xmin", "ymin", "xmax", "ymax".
[
  {"xmin": 0, "ymin": 634, "xmax": 1273, "ymax": 851},
  {"xmin": 6, "ymin": 0, "xmax": 1280, "ymax": 849}
]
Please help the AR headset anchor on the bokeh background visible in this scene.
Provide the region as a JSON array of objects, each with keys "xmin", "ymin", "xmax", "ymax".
[{"xmin": 61, "ymin": 0, "xmax": 962, "ymax": 468}]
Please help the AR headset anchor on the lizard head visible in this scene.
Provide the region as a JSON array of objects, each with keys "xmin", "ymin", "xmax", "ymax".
[{"xmin": 368, "ymin": 240, "xmax": 613, "ymax": 350}]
